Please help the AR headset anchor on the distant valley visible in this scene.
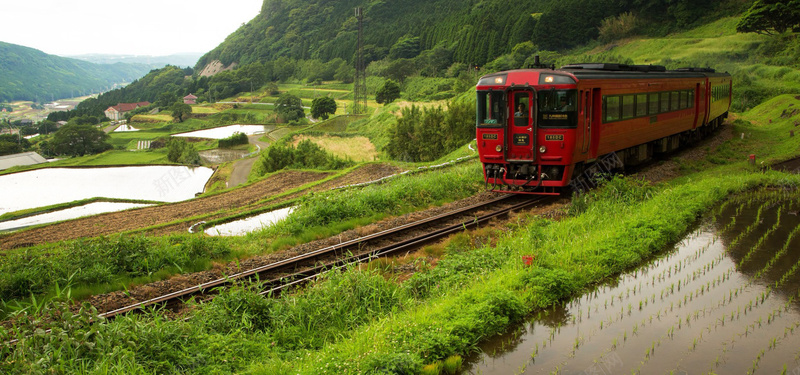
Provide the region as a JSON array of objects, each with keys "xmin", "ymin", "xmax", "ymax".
[
  {"xmin": 67, "ymin": 53, "xmax": 203, "ymax": 68},
  {"xmin": 0, "ymin": 41, "xmax": 179, "ymax": 103}
]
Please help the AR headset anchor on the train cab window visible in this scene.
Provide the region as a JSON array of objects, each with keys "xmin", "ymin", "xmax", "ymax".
[
  {"xmin": 604, "ymin": 96, "xmax": 621, "ymax": 123},
  {"xmin": 513, "ymin": 92, "xmax": 530, "ymax": 126},
  {"xmin": 477, "ymin": 91, "xmax": 504, "ymax": 127},
  {"xmin": 538, "ymin": 89, "xmax": 577, "ymax": 128},
  {"xmin": 660, "ymin": 92, "xmax": 670, "ymax": 113},
  {"xmin": 636, "ymin": 94, "xmax": 648, "ymax": 117},
  {"xmin": 622, "ymin": 95, "xmax": 635, "ymax": 120},
  {"xmin": 649, "ymin": 93, "xmax": 660, "ymax": 115}
]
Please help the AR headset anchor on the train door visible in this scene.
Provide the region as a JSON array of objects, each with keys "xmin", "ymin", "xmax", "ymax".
[
  {"xmin": 507, "ymin": 90, "xmax": 535, "ymax": 161},
  {"xmin": 581, "ymin": 90, "xmax": 592, "ymax": 153},
  {"xmin": 589, "ymin": 88, "xmax": 601, "ymax": 158},
  {"xmin": 692, "ymin": 82, "xmax": 701, "ymax": 129}
]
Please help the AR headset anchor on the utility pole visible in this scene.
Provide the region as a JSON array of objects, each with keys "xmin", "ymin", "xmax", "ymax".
[{"xmin": 353, "ymin": 7, "xmax": 367, "ymax": 115}]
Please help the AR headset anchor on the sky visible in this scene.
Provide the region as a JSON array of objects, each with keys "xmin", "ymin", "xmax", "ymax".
[{"xmin": 0, "ymin": 0, "xmax": 264, "ymax": 56}]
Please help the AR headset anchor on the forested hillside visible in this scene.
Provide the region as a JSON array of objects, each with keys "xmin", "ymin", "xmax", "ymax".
[
  {"xmin": 197, "ymin": 0, "xmax": 747, "ymax": 72},
  {"xmin": 0, "ymin": 42, "xmax": 151, "ymax": 103}
]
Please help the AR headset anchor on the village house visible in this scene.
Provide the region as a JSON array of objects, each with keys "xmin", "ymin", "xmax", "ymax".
[
  {"xmin": 183, "ymin": 94, "xmax": 198, "ymax": 105},
  {"xmin": 104, "ymin": 102, "xmax": 150, "ymax": 121}
]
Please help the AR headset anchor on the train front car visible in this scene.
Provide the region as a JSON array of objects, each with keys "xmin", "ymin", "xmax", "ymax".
[{"xmin": 476, "ymin": 70, "xmax": 578, "ymax": 195}]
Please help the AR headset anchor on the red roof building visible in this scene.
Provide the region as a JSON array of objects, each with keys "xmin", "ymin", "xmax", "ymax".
[
  {"xmin": 104, "ymin": 102, "xmax": 150, "ymax": 121},
  {"xmin": 183, "ymin": 94, "xmax": 198, "ymax": 105}
]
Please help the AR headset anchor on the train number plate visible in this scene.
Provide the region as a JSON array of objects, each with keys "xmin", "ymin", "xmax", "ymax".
[
  {"xmin": 513, "ymin": 134, "xmax": 530, "ymax": 146},
  {"xmin": 482, "ymin": 133, "xmax": 498, "ymax": 140},
  {"xmin": 543, "ymin": 114, "xmax": 568, "ymax": 120},
  {"xmin": 545, "ymin": 134, "xmax": 564, "ymax": 141}
]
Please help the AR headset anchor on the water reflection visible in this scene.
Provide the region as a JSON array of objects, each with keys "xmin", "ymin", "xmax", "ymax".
[
  {"xmin": 204, "ymin": 207, "xmax": 294, "ymax": 236},
  {"xmin": 173, "ymin": 124, "xmax": 267, "ymax": 139},
  {"xmin": 0, "ymin": 202, "xmax": 152, "ymax": 232},
  {"xmin": 0, "ymin": 166, "xmax": 213, "ymax": 214},
  {"xmin": 113, "ymin": 125, "xmax": 139, "ymax": 132},
  {"xmin": 464, "ymin": 194, "xmax": 800, "ymax": 374}
]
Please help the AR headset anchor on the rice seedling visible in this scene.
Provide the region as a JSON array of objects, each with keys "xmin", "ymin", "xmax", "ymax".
[{"xmin": 441, "ymin": 355, "xmax": 462, "ymax": 375}]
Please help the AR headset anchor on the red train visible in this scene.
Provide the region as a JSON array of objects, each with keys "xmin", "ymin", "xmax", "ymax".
[{"xmin": 476, "ymin": 63, "xmax": 732, "ymax": 194}]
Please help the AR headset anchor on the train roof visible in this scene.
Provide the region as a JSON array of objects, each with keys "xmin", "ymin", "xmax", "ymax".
[{"xmin": 559, "ymin": 63, "xmax": 730, "ymax": 79}]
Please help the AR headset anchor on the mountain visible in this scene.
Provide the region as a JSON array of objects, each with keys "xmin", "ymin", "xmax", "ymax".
[
  {"xmin": 67, "ymin": 53, "xmax": 203, "ymax": 68},
  {"xmin": 195, "ymin": 0, "xmax": 745, "ymax": 74},
  {"xmin": 0, "ymin": 41, "xmax": 152, "ymax": 103},
  {"xmin": 196, "ymin": 0, "xmax": 546, "ymax": 71}
]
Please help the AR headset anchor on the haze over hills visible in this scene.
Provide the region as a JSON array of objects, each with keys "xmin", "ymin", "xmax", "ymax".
[
  {"xmin": 67, "ymin": 53, "xmax": 203, "ymax": 68},
  {"xmin": 0, "ymin": 41, "xmax": 155, "ymax": 103}
]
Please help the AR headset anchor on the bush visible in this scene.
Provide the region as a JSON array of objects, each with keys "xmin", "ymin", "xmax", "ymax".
[
  {"xmin": 385, "ymin": 98, "xmax": 476, "ymax": 162},
  {"xmin": 258, "ymin": 139, "xmax": 352, "ymax": 173},
  {"xmin": 598, "ymin": 11, "xmax": 640, "ymax": 42},
  {"xmin": 218, "ymin": 132, "xmax": 249, "ymax": 148},
  {"xmin": 167, "ymin": 138, "xmax": 201, "ymax": 165}
]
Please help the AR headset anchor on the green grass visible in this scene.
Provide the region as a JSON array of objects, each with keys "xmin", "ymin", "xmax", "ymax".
[
  {"xmin": 0, "ymin": 162, "xmax": 484, "ymax": 312},
  {"xmin": 77, "ymin": 150, "xmax": 170, "ymax": 165},
  {"xmin": 5, "ymin": 18, "xmax": 800, "ymax": 374},
  {"xmin": 107, "ymin": 129, "xmax": 171, "ymax": 149},
  {"xmin": 6, "ymin": 91, "xmax": 799, "ymax": 374}
]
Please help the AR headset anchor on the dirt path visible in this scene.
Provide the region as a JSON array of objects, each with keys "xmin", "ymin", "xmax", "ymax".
[
  {"xmin": 228, "ymin": 135, "xmax": 270, "ymax": 187},
  {"xmin": 229, "ymin": 157, "xmax": 258, "ymax": 187}
]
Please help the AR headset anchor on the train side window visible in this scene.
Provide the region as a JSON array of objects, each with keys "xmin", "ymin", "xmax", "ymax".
[
  {"xmin": 605, "ymin": 96, "xmax": 620, "ymax": 123},
  {"xmin": 622, "ymin": 95, "xmax": 635, "ymax": 119},
  {"xmin": 636, "ymin": 94, "xmax": 647, "ymax": 117},
  {"xmin": 679, "ymin": 91, "xmax": 687, "ymax": 109},
  {"xmin": 671, "ymin": 91, "xmax": 679, "ymax": 111},
  {"xmin": 688, "ymin": 90, "xmax": 694, "ymax": 107},
  {"xmin": 660, "ymin": 91, "xmax": 670, "ymax": 113},
  {"xmin": 649, "ymin": 93, "xmax": 659, "ymax": 115}
]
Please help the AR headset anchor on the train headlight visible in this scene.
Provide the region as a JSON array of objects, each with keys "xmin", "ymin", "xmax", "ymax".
[
  {"xmin": 495, "ymin": 145, "xmax": 502, "ymax": 152},
  {"xmin": 539, "ymin": 145, "xmax": 547, "ymax": 153}
]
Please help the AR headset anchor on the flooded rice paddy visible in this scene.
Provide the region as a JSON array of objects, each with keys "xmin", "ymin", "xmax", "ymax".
[
  {"xmin": 204, "ymin": 206, "xmax": 294, "ymax": 236},
  {"xmin": 172, "ymin": 124, "xmax": 267, "ymax": 139},
  {"xmin": 465, "ymin": 189, "xmax": 800, "ymax": 374},
  {"xmin": 0, "ymin": 166, "xmax": 213, "ymax": 214},
  {"xmin": 113, "ymin": 125, "xmax": 139, "ymax": 132},
  {"xmin": 0, "ymin": 202, "xmax": 152, "ymax": 232}
]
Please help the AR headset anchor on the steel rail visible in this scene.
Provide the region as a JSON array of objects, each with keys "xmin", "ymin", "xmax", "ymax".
[
  {"xmin": 258, "ymin": 195, "xmax": 550, "ymax": 296},
  {"xmin": 99, "ymin": 193, "xmax": 525, "ymax": 318}
]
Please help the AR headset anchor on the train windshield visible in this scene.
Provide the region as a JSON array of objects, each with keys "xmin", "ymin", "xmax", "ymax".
[
  {"xmin": 477, "ymin": 91, "xmax": 505, "ymax": 127},
  {"xmin": 538, "ymin": 89, "xmax": 577, "ymax": 128}
]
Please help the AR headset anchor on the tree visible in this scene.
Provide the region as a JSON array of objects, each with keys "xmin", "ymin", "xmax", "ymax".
[
  {"xmin": 737, "ymin": 0, "xmax": 800, "ymax": 35},
  {"xmin": 389, "ymin": 35, "xmax": 421, "ymax": 59},
  {"xmin": 50, "ymin": 123, "xmax": 112, "ymax": 157},
  {"xmin": 0, "ymin": 134, "xmax": 29, "ymax": 156},
  {"xmin": 311, "ymin": 97, "xmax": 337, "ymax": 120},
  {"xmin": 166, "ymin": 138, "xmax": 201, "ymax": 165},
  {"xmin": 156, "ymin": 92, "xmax": 179, "ymax": 108},
  {"xmin": 376, "ymin": 80, "xmax": 401, "ymax": 105},
  {"xmin": 274, "ymin": 93, "xmax": 305, "ymax": 122},
  {"xmin": 170, "ymin": 102, "xmax": 192, "ymax": 122}
]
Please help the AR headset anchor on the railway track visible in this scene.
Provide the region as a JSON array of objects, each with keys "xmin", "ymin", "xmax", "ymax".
[{"xmin": 92, "ymin": 193, "xmax": 551, "ymax": 319}]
